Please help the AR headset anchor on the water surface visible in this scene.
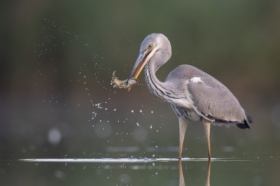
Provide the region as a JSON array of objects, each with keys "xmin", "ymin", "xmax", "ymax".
[{"xmin": 1, "ymin": 156, "xmax": 279, "ymax": 186}]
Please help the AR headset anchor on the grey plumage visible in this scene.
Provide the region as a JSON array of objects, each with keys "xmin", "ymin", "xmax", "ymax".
[
  {"xmin": 127, "ymin": 33, "xmax": 252, "ymax": 159},
  {"xmin": 167, "ymin": 64, "xmax": 251, "ymax": 128}
]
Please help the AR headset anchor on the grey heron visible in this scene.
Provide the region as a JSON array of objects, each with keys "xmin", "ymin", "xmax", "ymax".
[{"xmin": 112, "ymin": 33, "xmax": 252, "ymax": 159}]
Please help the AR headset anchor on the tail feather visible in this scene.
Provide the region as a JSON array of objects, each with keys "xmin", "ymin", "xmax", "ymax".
[
  {"xmin": 246, "ymin": 114, "xmax": 253, "ymax": 123},
  {"xmin": 236, "ymin": 113, "xmax": 253, "ymax": 129}
]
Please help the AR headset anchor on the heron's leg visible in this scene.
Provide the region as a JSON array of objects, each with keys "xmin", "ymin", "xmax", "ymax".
[
  {"xmin": 178, "ymin": 160, "xmax": 185, "ymax": 186},
  {"xmin": 205, "ymin": 160, "xmax": 211, "ymax": 186},
  {"xmin": 179, "ymin": 117, "xmax": 188, "ymax": 159},
  {"xmin": 203, "ymin": 121, "xmax": 211, "ymax": 159}
]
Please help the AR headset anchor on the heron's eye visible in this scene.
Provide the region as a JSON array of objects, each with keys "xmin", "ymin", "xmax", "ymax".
[{"xmin": 148, "ymin": 44, "xmax": 152, "ymax": 49}]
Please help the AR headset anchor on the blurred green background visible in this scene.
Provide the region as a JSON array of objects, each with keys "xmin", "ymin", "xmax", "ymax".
[{"xmin": 1, "ymin": 0, "xmax": 280, "ymax": 185}]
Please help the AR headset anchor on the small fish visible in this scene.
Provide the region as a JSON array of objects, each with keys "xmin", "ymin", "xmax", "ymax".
[{"xmin": 111, "ymin": 71, "xmax": 137, "ymax": 91}]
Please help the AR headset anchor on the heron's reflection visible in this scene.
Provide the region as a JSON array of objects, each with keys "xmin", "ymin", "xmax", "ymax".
[{"xmin": 179, "ymin": 160, "xmax": 211, "ymax": 186}]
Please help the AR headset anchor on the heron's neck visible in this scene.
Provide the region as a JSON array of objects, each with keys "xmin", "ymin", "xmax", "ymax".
[{"xmin": 144, "ymin": 60, "xmax": 169, "ymax": 102}]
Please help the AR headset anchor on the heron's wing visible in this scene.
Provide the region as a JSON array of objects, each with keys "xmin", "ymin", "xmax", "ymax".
[{"xmin": 187, "ymin": 82, "xmax": 246, "ymax": 123}]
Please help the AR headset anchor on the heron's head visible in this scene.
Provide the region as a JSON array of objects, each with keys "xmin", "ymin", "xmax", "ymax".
[{"xmin": 129, "ymin": 33, "xmax": 172, "ymax": 80}]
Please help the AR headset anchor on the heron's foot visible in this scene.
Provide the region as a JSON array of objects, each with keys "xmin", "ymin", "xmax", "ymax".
[{"xmin": 111, "ymin": 71, "xmax": 137, "ymax": 89}]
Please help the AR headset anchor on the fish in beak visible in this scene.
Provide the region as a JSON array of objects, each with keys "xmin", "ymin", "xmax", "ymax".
[{"xmin": 112, "ymin": 45, "xmax": 157, "ymax": 91}]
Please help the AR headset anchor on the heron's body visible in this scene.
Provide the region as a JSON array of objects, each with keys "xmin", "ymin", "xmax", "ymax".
[
  {"xmin": 145, "ymin": 64, "xmax": 250, "ymax": 128},
  {"xmin": 121, "ymin": 33, "xmax": 252, "ymax": 159}
]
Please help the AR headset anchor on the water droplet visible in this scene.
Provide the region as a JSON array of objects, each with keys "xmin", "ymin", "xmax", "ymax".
[{"xmin": 48, "ymin": 128, "xmax": 61, "ymax": 145}]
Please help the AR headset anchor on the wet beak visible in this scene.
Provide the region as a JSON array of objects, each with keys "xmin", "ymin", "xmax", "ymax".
[{"xmin": 129, "ymin": 50, "xmax": 151, "ymax": 80}]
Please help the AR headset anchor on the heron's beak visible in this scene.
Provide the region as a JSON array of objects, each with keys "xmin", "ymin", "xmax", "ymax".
[{"xmin": 129, "ymin": 50, "xmax": 152, "ymax": 80}]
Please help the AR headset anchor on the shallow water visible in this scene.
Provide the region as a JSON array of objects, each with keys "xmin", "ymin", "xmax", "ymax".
[{"xmin": 1, "ymin": 156, "xmax": 279, "ymax": 186}]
